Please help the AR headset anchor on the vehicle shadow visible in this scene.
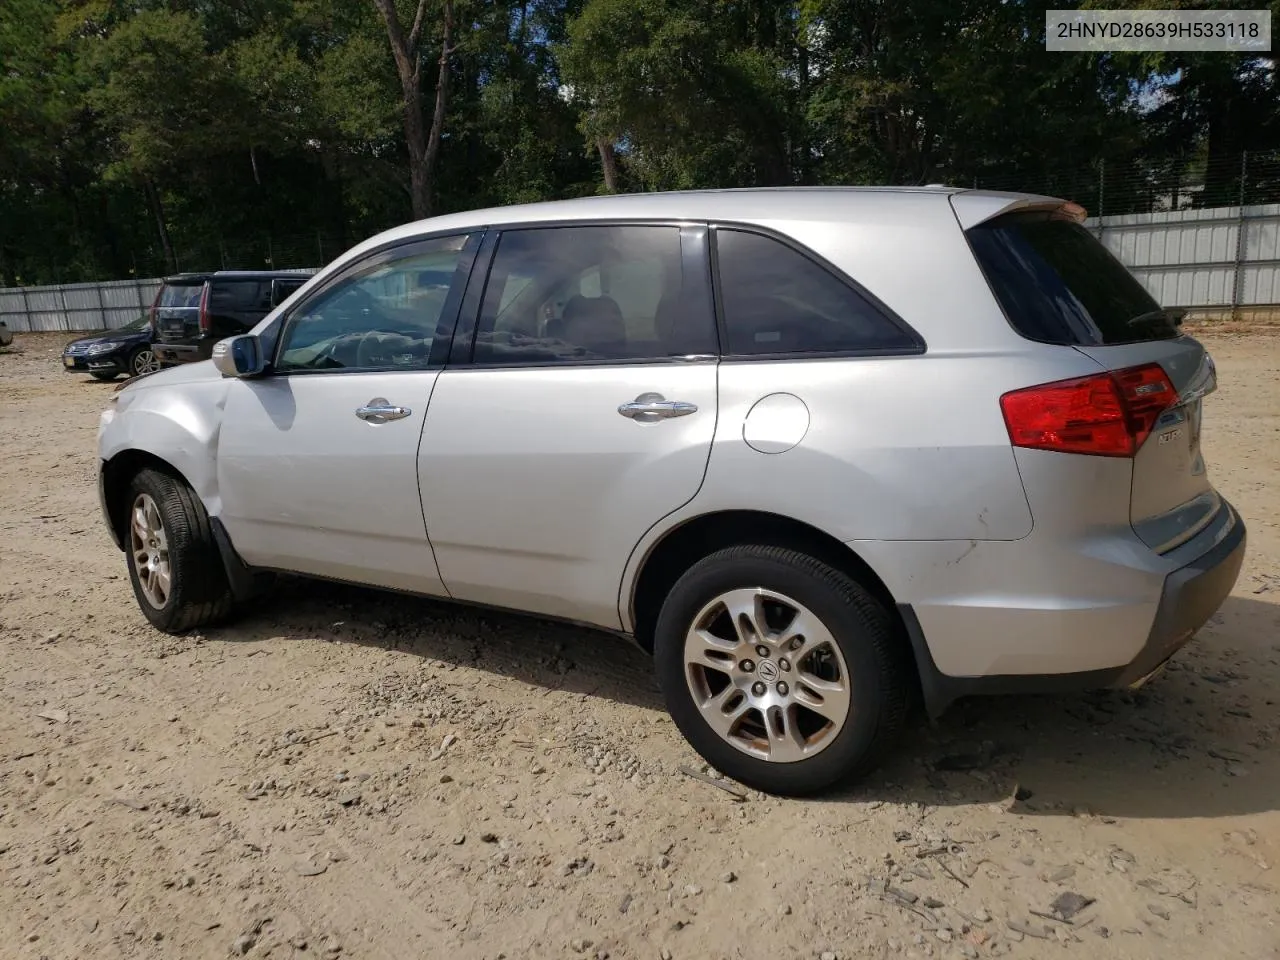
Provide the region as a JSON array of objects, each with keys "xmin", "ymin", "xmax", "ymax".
[
  {"xmin": 218, "ymin": 581, "xmax": 1280, "ymax": 821},
  {"xmin": 839, "ymin": 593, "xmax": 1280, "ymax": 821},
  {"xmin": 222, "ymin": 575, "xmax": 665, "ymax": 710}
]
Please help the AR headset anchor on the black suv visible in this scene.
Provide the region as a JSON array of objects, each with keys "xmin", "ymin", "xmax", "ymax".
[{"xmin": 152, "ymin": 270, "xmax": 314, "ymax": 366}]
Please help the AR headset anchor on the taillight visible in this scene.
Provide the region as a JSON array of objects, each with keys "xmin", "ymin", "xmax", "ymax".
[
  {"xmin": 1000, "ymin": 362, "xmax": 1175, "ymax": 458},
  {"xmin": 149, "ymin": 288, "xmax": 161, "ymax": 332},
  {"xmin": 198, "ymin": 283, "xmax": 211, "ymax": 334}
]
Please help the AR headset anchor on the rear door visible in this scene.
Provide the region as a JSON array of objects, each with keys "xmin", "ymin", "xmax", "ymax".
[
  {"xmin": 155, "ymin": 279, "xmax": 204, "ymax": 342},
  {"xmin": 418, "ymin": 223, "xmax": 720, "ymax": 628},
  {"xmin": 966, "ymin": 210, "xmax": 1217, "ymax": 552}
]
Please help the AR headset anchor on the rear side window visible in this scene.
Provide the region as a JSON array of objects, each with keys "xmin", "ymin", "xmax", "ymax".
[
  {"xmin": 967, "ymin": 211, "xmax": 1179, "ymax": 345},
  {"xmin": 159, "ymin": 283, "xmax": 202, "ymax": 308},
  {"xmin": 211, "ymin": 280, "xmax": 273, "ymax": 313},
  {"xmin": 714, "ymin": 229, "xmax": 919, "ymax": 356},
  {"xmin": 473, "ymin": 225, "xmax": 716, "ymax": 364}
]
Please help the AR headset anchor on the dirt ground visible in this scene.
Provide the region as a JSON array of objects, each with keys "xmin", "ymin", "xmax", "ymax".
[{"xmin": 2, "ymin": 329, "xmax": 1278, "ymax": 960}]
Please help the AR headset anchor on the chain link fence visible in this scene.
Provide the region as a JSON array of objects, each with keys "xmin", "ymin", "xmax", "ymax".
[
  {"xmin": 149, "ymin": 233, "xmax": 351, "ymax": 278},
  {"xmin": 973, "ymin": 150, "xmax": 1280, "ymax": 218}
]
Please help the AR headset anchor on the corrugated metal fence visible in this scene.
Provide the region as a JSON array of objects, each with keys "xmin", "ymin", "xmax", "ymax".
[
  {"xmin": 2, "ymin": 203, "xmax": 1280, "ymax": 333},
  {"xmin": 0, "ymin": 278, "xmax": 165, "ymax": 333},
  {"xmin": 1087, "ymin": 202, "xmax": 1280, "ymax": 315}
]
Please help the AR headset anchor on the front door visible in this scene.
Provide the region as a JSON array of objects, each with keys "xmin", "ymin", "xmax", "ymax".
[
  {"xmin": 419, "ymin": 223, "xmax": 720, "ymax": 628},
  {"xmin": 216, "ymin": 233, "xmax": 476, "ymax": 594}
]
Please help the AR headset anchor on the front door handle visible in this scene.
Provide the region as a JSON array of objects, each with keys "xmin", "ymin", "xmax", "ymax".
[
  {"xmin": 356, "ymin": 398, "xmax": 412, "ymax": 423},
  {"xmin": 617, "ymin": 392, "xmax": 698, "ymax": 423}
]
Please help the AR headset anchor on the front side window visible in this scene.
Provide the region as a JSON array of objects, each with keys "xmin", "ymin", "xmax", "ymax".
[
  {"xmin": 472, "ymin": 225, "xmax": 715, "ymax": 365},
  {"xmin": 715, "ymin": 229, "xmax": 919, "ymax": 356},
  {"xmin": 276, "ymin": 235, "xmax": 468, "ymax": 373}
]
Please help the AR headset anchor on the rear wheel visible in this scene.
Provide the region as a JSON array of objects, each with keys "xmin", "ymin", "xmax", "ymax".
[
  {"xmin": 654, "ymin": 545, "xmax": 909, "ymax": 796},
  {"xmin": 124, "ymin": 469, "xmax": 234, "ymax": 633}
]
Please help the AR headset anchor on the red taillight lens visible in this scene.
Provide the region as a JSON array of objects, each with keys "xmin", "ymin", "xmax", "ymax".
[
  {"xmin": 1000, "ymin": 363, "xmax": 1175, "ymax": 458},
  {"xmin": 198, "ymin": 283, "xmax": 211, "ymax": 333}
]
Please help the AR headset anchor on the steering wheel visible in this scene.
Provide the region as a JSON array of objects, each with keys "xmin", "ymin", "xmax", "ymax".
[{"xmin": 355, "ymin": 330, "xmax": 414, "ymax": 368}]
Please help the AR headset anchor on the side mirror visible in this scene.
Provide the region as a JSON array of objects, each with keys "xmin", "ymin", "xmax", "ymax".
[{"xmin": 212, "ymin": 335, "xmax": 265, "ymax": 378}]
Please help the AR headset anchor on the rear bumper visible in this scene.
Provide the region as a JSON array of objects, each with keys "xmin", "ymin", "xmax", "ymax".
[
  {"xmin": 154, "ymin": 339, "xmax": 211, "ymax": 364},
  {"xmin": 1112, "ymin": 504, "xmax": 1246, "ymax": 685},
  {"xmin": 897, "ymin": 503, "xmax": 1246, "ymax": 716}
]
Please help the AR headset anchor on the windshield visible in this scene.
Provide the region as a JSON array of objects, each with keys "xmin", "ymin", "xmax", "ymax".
[
  {"xmin": 967, "ymin": 211, "xmax": 1180, "ymax": 345},
  {"xmin": 120, "ymin": 315, "xmax": 150, "ymax": 333}
]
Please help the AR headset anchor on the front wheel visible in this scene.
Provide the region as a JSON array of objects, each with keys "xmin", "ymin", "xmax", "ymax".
[
  {"xmin": 654, "ymin": 545, "xmax": 910, "ymax": 796},
  {"xmin": 124, "ymin": 469, "xmax": 234, "ymax": 633},
  {"xmin": 91, "ymin": 371, "xmax": 119, "ymax": 382}
]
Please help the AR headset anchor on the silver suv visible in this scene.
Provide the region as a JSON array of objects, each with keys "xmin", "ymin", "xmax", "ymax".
[{"xmin": 96, "ymin": 188, "xmax": 1246, "ymax": 795}]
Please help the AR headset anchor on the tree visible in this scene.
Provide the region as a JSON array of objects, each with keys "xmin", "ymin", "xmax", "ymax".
[
  {"xmin": 3, "ymin": 0, "xmax": 1280, "ymax": 286},
  {"xmin": 82, "ymin": 8, "xmax": 247, "ymax": 269},
  {"xmin": 561, "ymin": 0, "xmax": 793, "ymax": 191},
  {"xmin": 371, "ymin": 0, "xmax": 455, "ymax": 219}
]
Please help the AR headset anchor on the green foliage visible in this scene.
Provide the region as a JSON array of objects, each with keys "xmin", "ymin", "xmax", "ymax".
[
  {"xmin": 85, "ymin": 9, "xmax": 241, "ymax": 180},
  {"xmin": 1, "ymin": 0, "xmax": 1278, "ymax": 284},
  {"xmin": 561, "ymin": 0, "xmax": 792, "ymax": 189}
]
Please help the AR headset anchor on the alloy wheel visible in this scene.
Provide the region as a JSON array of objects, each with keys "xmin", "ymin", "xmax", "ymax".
[
  {"xmin": 132, "ymin": 349, "xmax": 161, "ymax": 376},
  {"xmin": 683, "ymin": 588, "xmax": 851, "ymax": 762},
  {"xmin": 130, "ymin": 493, "xmax": 171, "ymax": 608}
]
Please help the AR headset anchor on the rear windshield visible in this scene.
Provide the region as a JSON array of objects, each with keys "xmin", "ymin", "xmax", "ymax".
[
  {"xmin": 159, "ymin": 283, "xmax": 203, "ymax": 308},
  {"xmin": 967, "ymin": 211, "xmax": 1180, "ymax": 345}
]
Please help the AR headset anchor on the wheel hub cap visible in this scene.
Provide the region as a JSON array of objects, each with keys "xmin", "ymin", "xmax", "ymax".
[
  {"xmin": 129, "ymin": 492, "xmax": 171, "ymax": 609},
  {"xmin": 683, "ymin": 588, "xmax": 852, "ymax": 763}
]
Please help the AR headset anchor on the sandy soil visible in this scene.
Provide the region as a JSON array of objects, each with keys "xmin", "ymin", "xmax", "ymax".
[{"xmin": 1, "ymin": 330, "xmax": 1278, "ymax": 960}]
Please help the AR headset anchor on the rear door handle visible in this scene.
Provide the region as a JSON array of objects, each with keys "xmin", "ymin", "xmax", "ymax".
[
  {"xmin": 356, "ymin": 397, "xmax": 412, "ymax": 423},
  {"xmin": 617, "ymin": 392, "xmax": 698, "ymax": 423}
]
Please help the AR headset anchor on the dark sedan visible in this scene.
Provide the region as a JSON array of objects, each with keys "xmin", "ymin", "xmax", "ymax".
[{"xmin": 62, "ymin": 316, "xmax": 161, "ymax": 381}]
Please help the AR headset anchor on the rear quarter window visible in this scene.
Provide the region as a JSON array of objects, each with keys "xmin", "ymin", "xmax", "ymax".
[
  {"xmin": 210, "ymin": 280, "xmax": 273, "ymax": 312},
  {"xmin": 714, "ymin": 228, "xmax": 920, "ymax": 356},
  {"xmin": 966, "ymin": 211, "xmax": 1180, "ymax": 345}
]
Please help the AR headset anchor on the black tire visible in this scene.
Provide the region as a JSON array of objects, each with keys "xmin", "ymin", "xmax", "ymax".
[
  {"xmin": 91, "ymin": 371, "xmax": 119, "ymax": 381},
  {"xmin": 654, "ymin": 545, "xmax": 910, "ymax": 796},
  {"xmin": 124, "ymin": 468, "xmax": 235, "ymax": 634},
  {"xmin": 128, "ymin": 346, "xmax": 158, "ymax": 377}
]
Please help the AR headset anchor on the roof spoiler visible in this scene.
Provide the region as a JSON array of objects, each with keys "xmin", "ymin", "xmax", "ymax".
[{"xmin": 949, "ymin": 191, "xmax": 1086, "ymax": 230}]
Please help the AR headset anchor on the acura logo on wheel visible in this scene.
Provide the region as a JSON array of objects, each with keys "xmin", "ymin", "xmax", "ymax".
[{"xmin": 757, "ymin": 660, "xmax": 779, "ymax": 683}]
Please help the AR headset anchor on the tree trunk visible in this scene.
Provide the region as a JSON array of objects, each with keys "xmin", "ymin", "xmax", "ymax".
[
  {"xmin": 597, "ymin": 139, "xmax": 620, "ymax": 193},
  {"xmin": 373, "ymin": 0, "xmax": 453, "ymax": 222},
  {"xmin": 421, "ymin": 0, "xmax": 453, "ymax": 220},
  {"xmin": 142, "ymin": 177, "xmax": 177, "ymax": 274},
  {"xmin": 404, "ymin": 85, "xmax": 430, "ymax": 219},
  {"xmin": 321, "ymin": 147, "xmax": 348, "ymax": 252},
  {"xmin": 0, "ymin": 244, "xmax": 16, "ymax": 288},
  {"xmin": 98, "ymin": 192, "xmax": 126, "ymax": 278}
]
